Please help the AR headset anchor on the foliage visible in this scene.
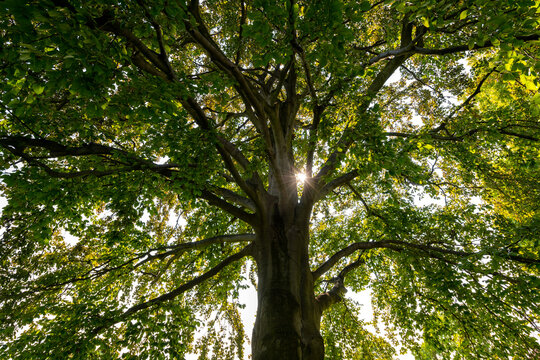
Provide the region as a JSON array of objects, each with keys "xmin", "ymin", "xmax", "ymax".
[{"xmin": 1, "ymin": 0, "xmax": 539, "ymax": 359}]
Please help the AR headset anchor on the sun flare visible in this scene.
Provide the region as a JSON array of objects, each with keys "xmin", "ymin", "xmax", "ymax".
[{"xmin": 296, "ymin": 172, "xmax": 307, "ymax": 183}]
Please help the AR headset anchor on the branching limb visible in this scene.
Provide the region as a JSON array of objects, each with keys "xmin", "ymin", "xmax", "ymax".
[
  {"xmin": 313, "ymin": 240, "xmax": 398, "ymax": 280},
  {"xmin": 135, "ymin": 0, "xmax": 176, "ymax": 78},
  {"xmin": 305, "ymin": 105, "xmax": 323, "ymax": 178},
  {"xmin": 312, "ymin": 170, "xmax": 359, "ymax": 203},
  {"xmin": 315, "ymin": 277, "xmax": 346, "ymax": 313},
  {"xmin": 412, "ymin": 34, "xmax": 539, "ymax": 56},
  {"xmin": 215, "ymin": 135, "xmax": 265, "ymax": 197},
  {"xmin": 234, "ymin": 0, "xmax": 247, "ymax": 64},
  {"xmin": 0, "ymin": 135, "xmax": 259, "ymax": 225},
  {"xmin": 385, "ymin": 126, "xmax": 539, "ymax": 142},
  {"xmin": 346, "ymin": 184, "xmax": 389, "ymax": 225},
  {"xmin": 184, "ymin": 1, "xmax": 268, "ymax": 120},
  {"xmin": 0, "ymin": 135, "xmax": 181, "ymax": 178},
  {"xmin": 59, "ymin": 3, "xmax": 267, "ymax": 207},
  {"xmin": 92, "ymin": 11, "xmax": 173, "ymax": 79},
  {"xmin": 304, "ymin": 24, "xmax": 415, "ymax": 207},
  {"xmin": 368, "ymin": 28, "xmax": 426, "ymax": 65}
]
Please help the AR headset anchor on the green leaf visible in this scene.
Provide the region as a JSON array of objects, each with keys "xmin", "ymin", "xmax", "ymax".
[
  {"xmin": 459, "ymin": 10, "xmax": 468, "ymax": 20},
  {"xmin": 32, "ymin": 83, "xmax": 45, "ymax": 94}
]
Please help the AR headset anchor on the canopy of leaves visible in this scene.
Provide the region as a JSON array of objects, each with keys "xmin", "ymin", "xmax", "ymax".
[{"xmin": 1, "ymin": 0, "xmax": 539, "ymax": 359}]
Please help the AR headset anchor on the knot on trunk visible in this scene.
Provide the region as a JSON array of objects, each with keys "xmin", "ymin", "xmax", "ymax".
[{"xmin": 315, "ymin": 277, "xmax": 347, "ymax": 313}]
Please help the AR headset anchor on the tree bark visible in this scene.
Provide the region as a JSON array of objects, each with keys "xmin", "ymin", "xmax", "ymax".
[{"xmin": 252, "ymin": 202, "xmax": 325, "ymax": 360}]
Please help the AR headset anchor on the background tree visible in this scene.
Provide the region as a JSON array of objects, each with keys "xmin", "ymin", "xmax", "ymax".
[{"xmin": 1, "ymin": 0, "xmax": 539, "ymax": 359}]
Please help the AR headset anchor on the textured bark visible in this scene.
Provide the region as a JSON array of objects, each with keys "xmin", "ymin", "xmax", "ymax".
[{"xmin": 251, "ymin": 202, "xmax": 324, "ymax": 360}]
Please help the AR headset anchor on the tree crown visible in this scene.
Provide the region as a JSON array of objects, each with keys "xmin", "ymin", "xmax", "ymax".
[{"xmin": 1, "ymin": 0, "xmax": 539, "ymax": 359}]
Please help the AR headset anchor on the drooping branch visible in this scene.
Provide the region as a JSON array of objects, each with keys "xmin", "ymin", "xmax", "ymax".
[
  {"xmin": 0, "ymin": 135, "xmax": 181, "ymax": 178},
  {"xmin": 24, "ymin": 234, "xmax": 255, "ymax": 296},
  {"xmin": 347, "ymin": 184, "xmax": 389, "ymax": 225},
  {"xmin": 135, "ymin": 233, "xmax": 256, "ymax": 267},
  {"xmin": 92, "ymin": 245, "xmax": 251, "ymax": 336}
]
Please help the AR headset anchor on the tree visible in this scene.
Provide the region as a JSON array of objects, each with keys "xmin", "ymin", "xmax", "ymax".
[{"xmin": 1, "ymin": 0, "xmax": 539, "ymax": 359}]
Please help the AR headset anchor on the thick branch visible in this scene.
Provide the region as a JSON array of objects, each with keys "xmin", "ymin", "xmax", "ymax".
[
  {"xmin": 315, "ymin": 277, "xmax": 346, "ymax": 313},
  {"xmin": 0, "ymin": 135, "xmax": 180, "ymax": 177},
  {"xmin": 315, "ymin": 253, "xmax": 366, "ymax": 313},
  {"xmin": 306, "ymin": 17, "xmax": 418, "ymax": 197},
  {"xmin": 304, "ymin": 55, "xmax": 412, "ymax": 209},
  {"xmin": 200, "ymin": 190, "xmax": 258, "ymax": 225},
  {"xmin": 0, "ymin": 135, "xmax": 259, "ymax": 225},
  {"xmin": 211, "ymin": 187, "xmax": 256, "ymax": 211},
  {"xmin": 184, "ymin": 2, "xmax": 268, "ymax": 120}
]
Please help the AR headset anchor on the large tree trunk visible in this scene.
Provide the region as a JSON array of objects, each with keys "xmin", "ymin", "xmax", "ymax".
[{"xmin": 251, "ymin": 203, "xmax": 325, "ymax": 360}]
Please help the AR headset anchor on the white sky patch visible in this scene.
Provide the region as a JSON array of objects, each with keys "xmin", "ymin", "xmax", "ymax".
[
  {"xmin": 167, "ymin": 208, "xmax": 187, "ymax": 229},
  {"xmin": 140, "ymin": 209, "xmax": 151, "ymax": 223},
  {"xmin": 387, "ymin": 69, "xmax": 402, "ymax": 85},
  {"xmin": 411, "ymin": 113, "xmax": 423, "ymax": 127},
  {"xmin": 156, "ymin": 156, "xmax": 170, "ymax": 165},
  {"xmin": 61, "ymin": 229, "xmax": 79, "ymax": 246}
]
